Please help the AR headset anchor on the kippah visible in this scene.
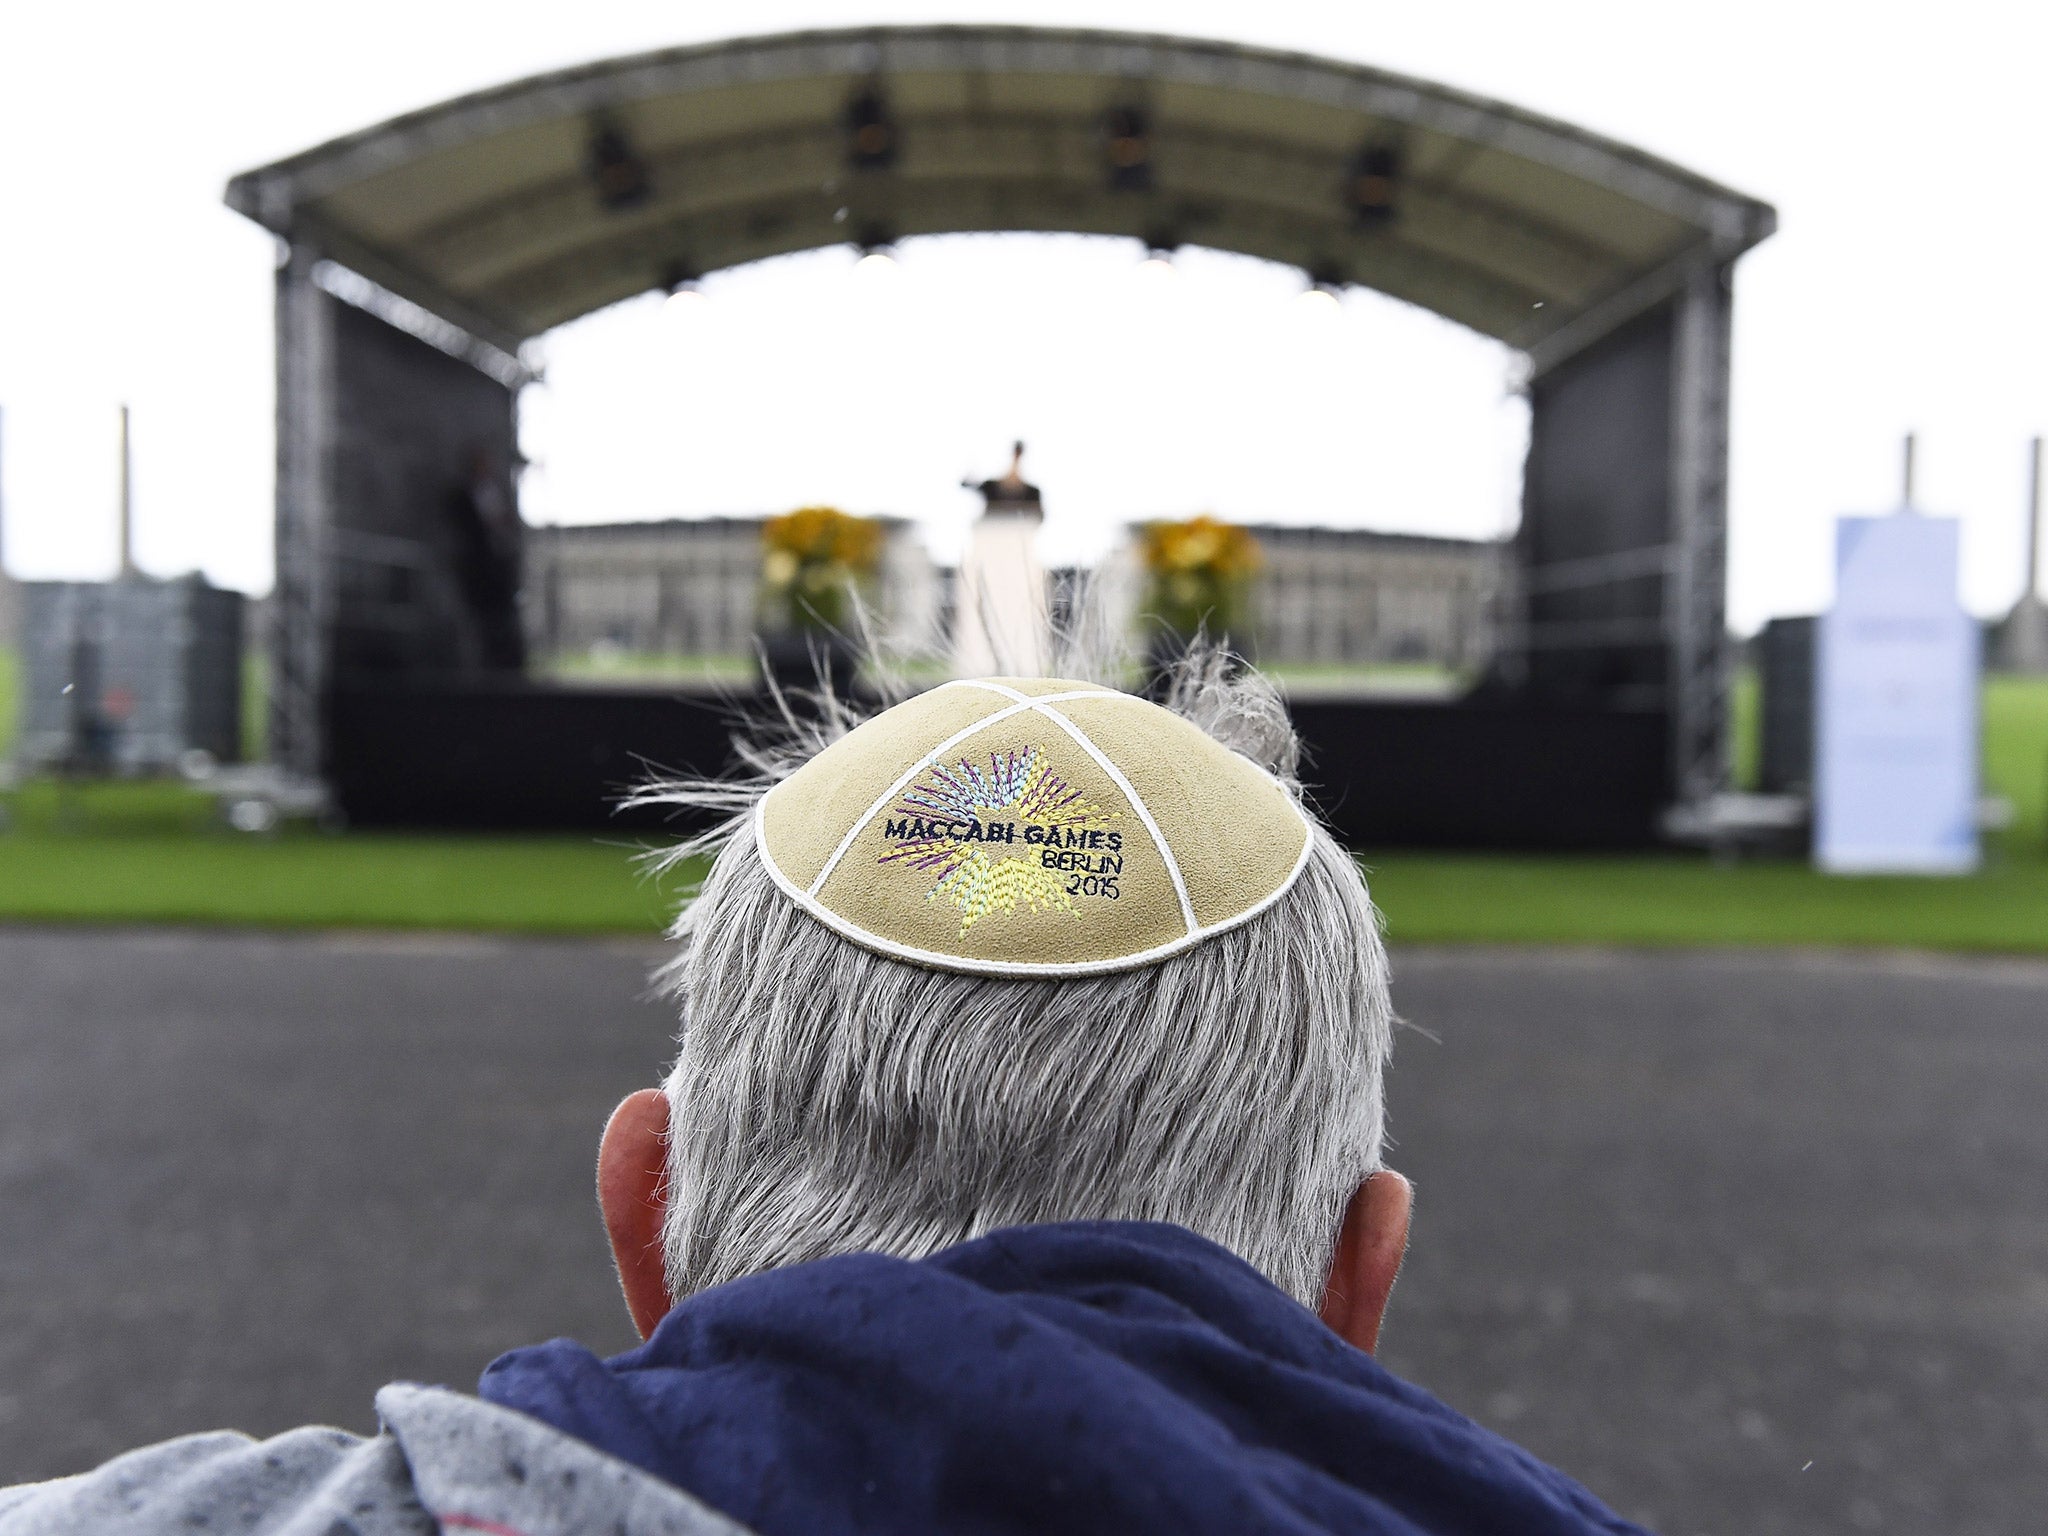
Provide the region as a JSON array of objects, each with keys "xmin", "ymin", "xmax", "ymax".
[{"xmin": 754, "ymin": 677, "xmax": 1314, "ymax": 976}]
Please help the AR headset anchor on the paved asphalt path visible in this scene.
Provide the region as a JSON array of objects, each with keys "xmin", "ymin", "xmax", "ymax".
[{"xmin": 2, "ymin": 929, "xmax": 2044, "ymax": 1535}]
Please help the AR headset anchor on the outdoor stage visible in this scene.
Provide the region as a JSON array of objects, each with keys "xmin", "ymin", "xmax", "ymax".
[
  {"xmin": 226, "ymin": 24, "xmax": 1775, "ymax": 848},
  {"xmin": 328, "ymin": 681, "xmax": 1670, "ymax": 847}
]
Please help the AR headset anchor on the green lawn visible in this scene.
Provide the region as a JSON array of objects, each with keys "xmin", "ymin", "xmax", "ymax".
[
  {"xmin": 1362, "ymin": 853, "xmax": 2048, "ymax": 951},
  {"xmin": 2, "ymin": 775, "xmax": 2045, "ymax": 953},
  {"xmin": 0, "ymin": 646, "xmax": 17, "ymax": 761},
  {"xmin": 1728, "ymin": 668, "xmax": 1760, "ymax": 792},
  {"xmin": 1724, "ymin": 667, "xmax": 2048, "ymax": 855},
  {"xmin": 1984, "ymin": 675, "xmax": 2048, "ymax": 853},
  {"xmin": 0, "ymin": 782, "xmax": 684, "ymax": 932},
  {"xmin": 537, "ymin": 649, "xmax": 756, "ymax": 687},
  {"xmin": 4, "ymin": 805, "xmax": 2045, "ymax": 951},
  {"xmin": 1264, "ymin": 661, "xmax": 1469, "ymax": 696},
  {"xmin": 3, "ymin": 653, "xmax": 2046, "ymax": 949},
  {"xmin": 242, "ymin": 653, "xmax": 268, "ymax": 763}
]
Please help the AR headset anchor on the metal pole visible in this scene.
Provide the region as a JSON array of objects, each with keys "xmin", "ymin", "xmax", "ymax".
[
  {"xmin": 1901, "ymin": 432, "xmax": 1917, "ymax": 510},
  {"xmin": 117, "ymin": 403, "xmax": 136, "ymax": 578},
  {"xmin": 0, "ymin": 405, "xmax": 13, "ymax": 657},
  {"xmin": 2028, "ymin": 435, "xmax": 2043, "ymax": 602},
  {"xmin": 272, "ymin": 244, "xmax": 334, "ymax": 779},
  {"xmin": 1665, "ymin": 263, "xmax": 1735, "ymax": 810}
]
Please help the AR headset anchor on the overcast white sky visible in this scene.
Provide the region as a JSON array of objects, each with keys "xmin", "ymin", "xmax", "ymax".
[{"xmin": 2, "ymin": 1, "xmax": 2043, "ymax": 631}]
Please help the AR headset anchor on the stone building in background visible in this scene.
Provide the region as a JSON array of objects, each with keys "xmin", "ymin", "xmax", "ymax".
[
  {"xmin": 523, "ymin": 515, "xmax": 1503, "ymax": 681},
  {"xmin": 524, "ymin": 516, "xmax": 941, "ymax": 661},
  {"xmin": 1238, "ymin": 526, "xmax": 1507, "ymax": 673},
  {"xmin": 13, "ymin": 576, "xmax": 244, "ymax": 772},
  {"xmin": 1062, "ymin": 526, "xmax": 1504, "ymax": 677}
]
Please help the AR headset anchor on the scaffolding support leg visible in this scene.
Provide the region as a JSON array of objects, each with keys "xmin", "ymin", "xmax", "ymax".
[
  {"xmin": 1667, "ymin": 261, "xmax": 1735, "ymax": 810},
  {"xmin": 271, "ymin": 243, "xmax": 334, "ymax": 782}
]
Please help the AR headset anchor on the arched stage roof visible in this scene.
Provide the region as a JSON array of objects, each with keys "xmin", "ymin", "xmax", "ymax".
[
  {"xmin": 226, "ymin": 25, "xmax": 1773, "ymax": 369},
  {"xmin": 230, "ymin": 25, "xmax": 1775, "ymax": 823}
]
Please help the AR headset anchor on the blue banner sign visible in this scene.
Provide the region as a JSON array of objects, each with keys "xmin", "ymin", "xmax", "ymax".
[{"xmin": 1814, "ymin": 513, "xmax": 1979, "ymax": 873}]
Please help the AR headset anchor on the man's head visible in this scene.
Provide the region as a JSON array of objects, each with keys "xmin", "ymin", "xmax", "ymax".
[{"xmin": 600, "ymin": 657, "xmax": 1408, "ymax": 1352}]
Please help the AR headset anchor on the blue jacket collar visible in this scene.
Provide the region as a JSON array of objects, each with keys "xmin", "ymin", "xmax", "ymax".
[{"xmin": 482, "ymin": 1220, "xmax": 1647, "ymax": 1536}]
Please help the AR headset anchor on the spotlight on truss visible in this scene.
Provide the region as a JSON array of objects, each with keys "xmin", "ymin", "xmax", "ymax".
[
  {"xmin": 1345, "ymin": 140, "xmax": 1401, "ymax": 230},
  {"xmin": 1300, "ymin": 263, "xmax": 1347, "ymax": 308},
  {"xmin": 588, "ymin": 122, "xmax": 652, "ymax": 211},
  {"xmin": 1104, "ymin": 104, "xmax": 1152, "ymax": 193},
  {"xmin": 1138, "ymin": 233, "xmax": 1180, "ymax": 273},
  {"xmin": 854, "ymin": 225, "xmax": 899, "ymax": 272},
  {"xmin": 845, "ymin": 88, "xmax": 898, "ymax": 172}
]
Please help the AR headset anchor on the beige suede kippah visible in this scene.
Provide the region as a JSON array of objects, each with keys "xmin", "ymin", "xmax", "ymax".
[{"xmin": 754, "ymin": 677, "xmax": 1314, "ymax": 976}]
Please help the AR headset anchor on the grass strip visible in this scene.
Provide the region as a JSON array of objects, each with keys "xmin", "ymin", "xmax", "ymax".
[
  {"xmin": 1362, "ymin": 853, "xmax": 2048, "ymax": 953},
  {"xmin": 0, "ymin": 828, "xmax": 684, "ymax": 934},
  {"xmin": 2, "ymin": 672, "xmax": 2044, "ymax": 950},
  {"xmin": 5, "ymin": 810, "xmax": 2047, "ymax": 954}
]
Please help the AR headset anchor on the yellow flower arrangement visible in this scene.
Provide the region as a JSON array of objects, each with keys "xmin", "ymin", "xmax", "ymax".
[
  {"xmin": 760, "ymin": 506, "xmax": 885, "ymax": 633},
  {"xmin": 1137, "ymin": 515, "xmax": 1263, "ymax": 640}
]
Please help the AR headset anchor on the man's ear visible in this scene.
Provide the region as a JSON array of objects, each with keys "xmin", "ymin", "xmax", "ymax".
[
  {"xmin": 1318, "ymin": 1169, "xmax": 1412, "ymax": 1355},
  {"xmin": 598, "ymin": 1088, "xmax": 673, "ymax": 1340}
]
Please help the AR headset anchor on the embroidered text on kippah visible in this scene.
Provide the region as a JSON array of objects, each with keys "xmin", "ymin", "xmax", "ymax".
[{"xmin": 877, "ymin": 745, "xmax": 1125, "ymax": 935}]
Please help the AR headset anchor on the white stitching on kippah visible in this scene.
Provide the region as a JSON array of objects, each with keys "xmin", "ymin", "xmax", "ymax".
[
  {"xmin": 1028, "ymin": 702, "xmax": 1200, "ymax": 938},
  {"xmin": 759, "ymin": 678, "xmax": 1315, "ymax": 974},
  {"xmin": 949, "ymin": 681, "xmax": 1195, "ymax": 932},
  {"xmin": 953, "ymin": 680, "xmax": 1131, "ymax": 710},
  {"xmin": 800, "ymin": 691, "xmax": 1028, "ymax": 896},
  {"xmin": 800, "ymin": 683, "xmax": 1137, "ymax": 898},
  {"xmin": 955, "ymin": 679, "xmax": 1029, "ymax": 703},
  {"xmin": 753, "ymin": 792, "xmax": 1316, "ymax": 976}
]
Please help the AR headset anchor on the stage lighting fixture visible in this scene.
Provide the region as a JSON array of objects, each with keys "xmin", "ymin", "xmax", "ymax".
[
  {"xmin": 854, "ymin": 224, "xmax": 899, "ymax": 273},
  {"xmin": 853, "ymin": 222, "xmax": 897, "ymax": 259},
  {"xmin": 1138, "ymin": 234, "xmax": 1179, "ymax": 277},
  {"xmin": 658, "ymin": 260, "xmax": 703, "ymax": 310},
  {"xmin": 588, "ymin": 123, "xmax": 652, "ymax": 211},
  {"xmin": 1345, "ymin": 141, "xmax": 1401, "ymax": 229},
  {"xmin": 1302, "ymin": 263, "xmax": 1347, "ymax": 306},
  {"xmin": 1104, "ymin": 105, "xmax": 1152, "ymax": 193},
  {"xmin": 845, "ymin": 88, "xmax": 898, "ymax": 171}
]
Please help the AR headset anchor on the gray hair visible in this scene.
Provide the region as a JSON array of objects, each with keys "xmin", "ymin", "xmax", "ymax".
[{"xmin": 635, "ymin": 651, "xmax": 1392, "ymax": 1309}]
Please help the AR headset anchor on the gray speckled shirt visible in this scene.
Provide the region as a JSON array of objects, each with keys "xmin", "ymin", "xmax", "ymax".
[{"xmin": 0, "ymin": 1383, "xmax": 753, "ymax": 1536}]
